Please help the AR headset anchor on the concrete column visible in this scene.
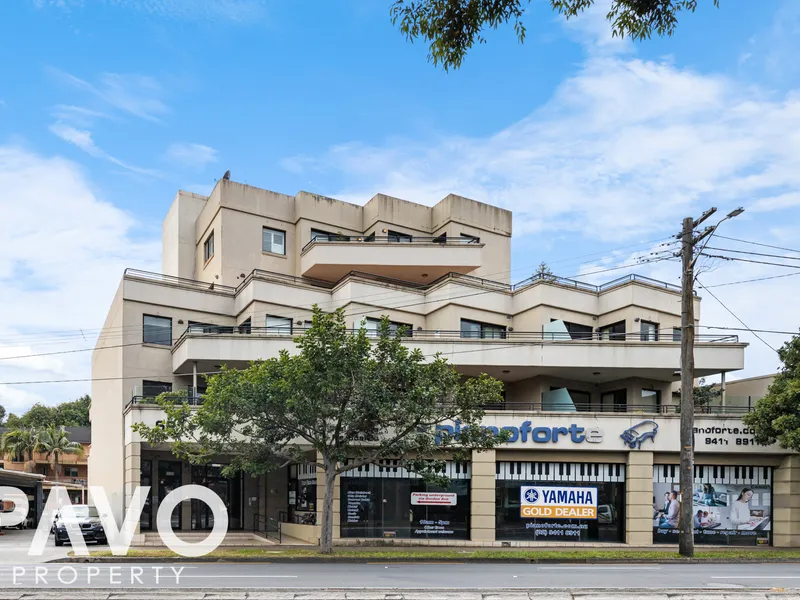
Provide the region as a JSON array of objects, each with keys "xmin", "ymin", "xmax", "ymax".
[
  {"xmin": 625, "ymin": 451, "xmax": 653, "ymax": 546},
  {"xmin": 470, "ymin": 449, "xmax": 496, "ymax": 543},
  {"xmin": 181, "ymin": 461, "xmax": 192, "ymax": 530},
  {"xmin": 773, "ymin": 455, "xmax": 800, "ymax": 547},
  {"xmin": 123, "ymin": 442, "xmax": 141, "ymax": 525}
]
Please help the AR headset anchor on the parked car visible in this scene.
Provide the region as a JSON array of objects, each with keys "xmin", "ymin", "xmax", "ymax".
[{"xmin": 53, "ymin": 505, "xmax": 107, "ymax": 546}]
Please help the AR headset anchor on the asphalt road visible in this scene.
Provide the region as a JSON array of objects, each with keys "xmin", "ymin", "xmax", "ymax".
[{"xmin": 1, "ymin": 562, "xmax": 800, "ymax": 589}]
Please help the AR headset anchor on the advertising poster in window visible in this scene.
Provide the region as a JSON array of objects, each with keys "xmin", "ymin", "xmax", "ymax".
[
  {"xmin": 653, "ymin": 482, "xmax": 771, "ymax": 545},
  {"xmin": 496, "ymin": 481, "xmax": 624, "ymax": 542}
]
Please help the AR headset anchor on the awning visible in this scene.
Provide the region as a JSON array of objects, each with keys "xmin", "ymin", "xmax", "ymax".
[{"xmin": 0, "ymin": 468, "xmax": 46, "ymax": 488}]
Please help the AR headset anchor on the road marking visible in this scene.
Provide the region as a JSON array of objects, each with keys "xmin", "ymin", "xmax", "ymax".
[
  {"xmin": 538, "ymin": 566, "xmax": 662, "ymax": 570},
  {"xmin": 711, "ymin": 576, "xmax": 800, "ymax": 579},
  {"xmin": 181, "ymin": 575, "xmax": 298, "ymax": 578}
]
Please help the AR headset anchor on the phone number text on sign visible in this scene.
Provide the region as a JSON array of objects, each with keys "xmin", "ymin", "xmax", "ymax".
[{"xmin": 520, "ymin": 486, "xmax": 598, "ymax": 519}]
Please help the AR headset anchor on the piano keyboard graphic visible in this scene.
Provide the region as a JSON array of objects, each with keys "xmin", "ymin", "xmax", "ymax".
[
  {"xmin": 495, "ymin": 461, "xmax": 625, "ymax": 482},
  {"xmin": 653, "ymin": 464, "xmax": 772, "ymax": 485},
  {"xmin": 342, "ymin": 459, "xmax": 471, "ymax": 479}
]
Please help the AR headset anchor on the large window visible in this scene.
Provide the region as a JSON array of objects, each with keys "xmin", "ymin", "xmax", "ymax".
[
  {"xmin": 599, "ymin": 320, "xmax": 626, "ymax": 341},
  {"xmin": 143, "ymin": 314, "xmax": 172, "ymax": 346},
  {"xmin": 640, "ymin": 320, "xmax": 659, "ymax": 341},
  {"xmin": 552, "ymin": 319, "xmax": 594, "ymax": 340},
  {"xmin": 142, "ymin": 380, "xmax": 172, "ymax": 398},
  {"xmin": 203, "ymin": 231, "xmax": 214, "ymax": 263},
  {"xmin": 266, "ymin": 315, "xmax": 293, "ymax": 335},
  {"xmin": 387, "ymin": 230, "xmax": 412, "ymax": 243},
  {"xmin": 460, "ymin": 318, "xmax": 506, "ymax": 339},
  {"xmin": 601, "ymin": 389, "xmax": 628, "ymax": 413},
  {"xmin": 363, "ymin": 317, "xmax": 412, "ymax": 337},
  {"xmin": 496, "ymin": 480, "xmax": 625, "ymax": 543},
  {"xmin": 262, "ymin": 226, "xmax": 286, "ymax": 255},
  {"xmin": 641, "ymin": 389, "xmax": 661, "ymax": 411},
  {"xmin": 340, "ymin": 477, "xmax": 470, "ymax": 539}
]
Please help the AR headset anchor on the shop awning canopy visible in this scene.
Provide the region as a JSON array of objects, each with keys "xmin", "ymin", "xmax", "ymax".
[{"xmin": 0, "ymin": 468, "xmax": 45, "ymax": 489}]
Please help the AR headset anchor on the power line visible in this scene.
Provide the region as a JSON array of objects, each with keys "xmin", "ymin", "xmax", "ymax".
[
  {"xmin": 701, "ymin": 326, "xmax": 798, "ymax": 336},
  {"xmin": 704, "ymin": 247, "xmax": 800, "ymax": 261},
  {"xmin": 714, "ymin": 235, "xmax": 800, "ymax": 256},
  {"xmin": 700, "ymin": 254, "xmax": 800, "ymax": 270},
  {"xmin": 703, "ymin": 272, "xmax": 800, "ymax": 288},
  {"xmin": 695, "ymin": 279, "xmax": 777, "ymax": 353}
]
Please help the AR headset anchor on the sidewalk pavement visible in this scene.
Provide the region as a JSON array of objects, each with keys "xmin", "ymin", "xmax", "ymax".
[{"xmin": 2, "ymin": 590, "xmax": 800, "ymax": 600}]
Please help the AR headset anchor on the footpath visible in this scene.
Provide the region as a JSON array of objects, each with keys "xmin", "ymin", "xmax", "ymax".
[{"xmin": 3, "ymin": 590, "xmax": 800, "ymax": 600}]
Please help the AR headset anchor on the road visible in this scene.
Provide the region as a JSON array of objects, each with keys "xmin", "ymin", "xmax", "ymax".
[{"xmin": 1, "ymin": 562, "xmax": 800, "ymax": 589}]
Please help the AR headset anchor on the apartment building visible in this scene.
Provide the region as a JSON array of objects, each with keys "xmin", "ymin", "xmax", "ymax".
[
  {"xmin": 0, "ymin": 426, "xmax": 90, "ymax": 505},
  {"xmin": 91, "ymin": 179, "xmax": 799, "ymax": 547}
]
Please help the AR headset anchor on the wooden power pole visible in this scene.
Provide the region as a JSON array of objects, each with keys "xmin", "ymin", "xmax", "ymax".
[{"xmin": 677, "ymin": 207, "xmax": 743, "ymax": 557}]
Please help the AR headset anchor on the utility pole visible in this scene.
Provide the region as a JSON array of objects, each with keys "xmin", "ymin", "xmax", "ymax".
[
  {"xmin": 678, "ymin": 207, "xmax": 744, "ymax": 558},
  {"xmin": 679, "ymin": 216, "xmax": 696, "ymax": 558}
]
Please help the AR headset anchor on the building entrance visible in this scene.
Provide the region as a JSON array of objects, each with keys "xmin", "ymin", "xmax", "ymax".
[{"xmin": 191, "ymin": 464, "xmax": 242, "ymax": 530}]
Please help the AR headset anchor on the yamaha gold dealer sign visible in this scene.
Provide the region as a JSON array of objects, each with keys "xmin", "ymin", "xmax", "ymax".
[{"xmin": 520, "ymin": 486, "xmax": 598, "ymax": 519}]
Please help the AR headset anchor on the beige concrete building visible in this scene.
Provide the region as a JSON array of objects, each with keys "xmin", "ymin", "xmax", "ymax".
[{"xmin": 91, "ymin": 179, "xmax": 798, "ymax": 547}]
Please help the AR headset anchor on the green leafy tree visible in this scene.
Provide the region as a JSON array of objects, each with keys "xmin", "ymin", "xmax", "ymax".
[
  {"xmin": 0, "ymin": 404, "xmax": 6, "ymax": 426},
  {"xmin": 55, "ymin": 395, "xmax": 91, "ymax": 427},
  {"xmin": 534, "ymin": 262, "xmax": 556, "ymax": 281},
  {"xmin": 743, "ymin": 334, "xmax": 800, "ymax": 450},
  {"xmin": 391, "ymin": 0, "xmax": 719, "ymax": 71},
  {"xmin": 0, "ymin": 427, "xmax": 39, "ymax": 473},
  {"xmin": 4, "ymin": 413, "xmax": 23, "ymax": 428},
  {"xmin": 20, "ymin": 403, "xmax": 57, "ymax": 428},
  {"xmin": 134, "ymin": 307, "xmax": 507, "ymax": 553},
  {"xmin": 35, "ymin": 424, "xmax": 85, "ymax": 482}
]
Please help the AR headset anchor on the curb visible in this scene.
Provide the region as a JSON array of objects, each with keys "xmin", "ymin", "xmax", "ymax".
[{"xmin": 53, "ymin": 556, "xmax": 800, "ymax": 564}]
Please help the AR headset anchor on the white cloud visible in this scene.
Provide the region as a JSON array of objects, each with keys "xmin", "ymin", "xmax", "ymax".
[
  {"xmin": 0, "ymin": 145, "xmax": 159, "ymax": 413},
  {"xmin": 165, "ymin": 142, "xmax": 218, "ymax": 169},
  {"xmin": 49, "ymin": 122, "xmax": 161, "ymax": 177},
  {"xmin": 52, "ymin": 104, "xmax": 114, "ymax": 127},
  {"xmin": 51, "ymin": 69, "xmax": 168, "ymax": 122}
]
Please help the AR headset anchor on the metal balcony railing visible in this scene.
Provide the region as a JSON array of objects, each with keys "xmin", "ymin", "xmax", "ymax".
[
  {"xmin": 174, "ymin": 326, "xmax": 739, "ymax": 345},
  {"xmin": 482, "ymin": 402, "xmax": 753, "ymax": 415},
  {"xmin": 302, "ymin": 234, "xmax": 481, "ymax": 253}
]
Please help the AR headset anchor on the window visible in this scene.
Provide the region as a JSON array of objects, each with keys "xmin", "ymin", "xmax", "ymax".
[
  {"xmin": 262, "ymin": 227, "xmax": 286, "ymax": 255},
  {"xmin": 549, "ymin": 387, "xmax": 592, "ymax": 411},
  {"xmin": 601, "ymin": 389, "xmax": 628, "ymax": 413},
  {"xmin": 433, "ymin": 232, "xmax": 447, "ymax": 244},
  {"xmin": 203, "ymin": 231, "xmax": 214, "ymax": 263},
  {"xmin": 599, "ymin": 320, "xmax": 626, "ymax": 341},
  {"xmin": 266, "ymin": 315, "xmax": 292, "ymax": 335},
  {"xmin": 672, "ymin": 327, "xmax": 682, "ymax": 342},
  {"xmin": 363, "ymin": 317, "xmax": 412, "ymax": 337},
  {"xmin": 387, "ymin": 229, "xmax": 412, "ymax": 243},
  {"xmin": 143, "ymin": 314, "xmax": 172, "ymax": 346},
  {"xmin": 460, "ymin": 319, "xmax": 506, "ymax": 339},
  {"xmin": 364, "ymin": 231, "xmax": 376, "ymax": 242},
  {"xmin": 188, "ymin": 321, "xmax": 233, "ymax": 334},
  {"xmin": 310, "ymin": 228, "xmax": 349, "ymax": 242},
  {"xmin": 640, "ymin": 320, "xmax": 659, "ymax": 341},
  {"xmin": 460, "ymin": 233, "xmax": 480, "ymax": 244},
  {"xmin": 641, "ymin": 389, "xmax": 661, "ymax": 411},
  {"xmin": 66, "ymin": 467, "xmax": 79, "ymax": 478},
  {"xmin": 238, "ymin": 318, "xmax": 252, "ymax": 334},
  {"xmin": 142, "ymin": 380, "xmax": 172, "ymax": 398},
  {"xmin": 552, "ymin": 319, "xmax": 594, "ymax": 340}
]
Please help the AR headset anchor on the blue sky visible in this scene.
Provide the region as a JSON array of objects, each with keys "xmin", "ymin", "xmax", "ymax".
[{"xmin": 1, "ymin": 0, "xmax": 799, "ymax": 415}]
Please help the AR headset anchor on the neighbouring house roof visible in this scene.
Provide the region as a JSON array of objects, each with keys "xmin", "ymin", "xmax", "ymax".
[{"xmin": 0, "ymin": 426, "xmax": 90, "ymax": 443}]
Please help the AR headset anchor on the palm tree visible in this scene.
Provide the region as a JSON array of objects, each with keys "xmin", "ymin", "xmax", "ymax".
[
  {"xmin": 0, "ymin": 427, "xmax": 39, "ymax": 473},
  {"xmin": 35, "ymin": 425, "xmax": 84, "ymax": 482}
]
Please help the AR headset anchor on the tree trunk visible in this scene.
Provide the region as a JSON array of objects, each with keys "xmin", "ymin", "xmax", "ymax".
[
  {"xmin": 53, "ymin": 453, "xmax": 60, "ymax": 482},
  {"xmin": 319, "ymin": 459, "xmax": 337, "ymax": 554}
]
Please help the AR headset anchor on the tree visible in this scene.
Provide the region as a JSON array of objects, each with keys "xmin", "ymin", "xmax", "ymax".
[
  {"xmin": 391, "ymin": 0, "xmax": 719, "ymax": 71},
  {"xmin": 35, "ymin": 424, "xmax": 85, "ymax": 482},
  {"xmin": 55, "ymin": 395, "xmax": 91, "ymax": 427},
  {"xmin": 4, "ymin": 413, "xmax": 22, "ymax": 428},
  {"xmin": 0, "ymin": 404, "xmax": 5, "ymax": 426},
  {"xmin": 134, "ymin": 307, "xmax": 508, "ymax": 553},
  {"xmin": 534, "ymin": 262, "xmax": 556, "ymax": 281},
  {"xmin": 0, "ymin": 427, "xmax": 39, "ymax": 473},
  {"xmin": 743, "ymin": 334, "xmax": 800, "ymax": 450},
  {"xmin": 20, "ymin": 403, "xmax": 56, "ymax": 428}
]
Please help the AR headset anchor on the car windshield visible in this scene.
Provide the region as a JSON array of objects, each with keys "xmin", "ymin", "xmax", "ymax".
[{"xmin": 62, "ymin": 506, "xmax": 99, "ymax": 518}]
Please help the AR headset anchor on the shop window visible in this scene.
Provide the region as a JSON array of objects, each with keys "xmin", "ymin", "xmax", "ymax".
[{"xmin": 340, "ymin": 477, "xmax": 470, "ymax": 540}]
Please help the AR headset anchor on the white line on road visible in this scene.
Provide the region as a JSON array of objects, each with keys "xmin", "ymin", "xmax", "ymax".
[
  {"xmin": 181, "ymin": 575, "xmax": 299, "ymax": 578},
  {"xmin": 538, "ymin": 566, "xmax": 663, "ymax": 570},
  {"xmin": 711, "ymin": 576, "xmax": 800, "ymax": 579}
]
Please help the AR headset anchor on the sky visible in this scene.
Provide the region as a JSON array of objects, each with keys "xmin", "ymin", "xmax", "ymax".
[{"xmin": 1, "ymin": 0, "xmax": 799, "ymax": 416}]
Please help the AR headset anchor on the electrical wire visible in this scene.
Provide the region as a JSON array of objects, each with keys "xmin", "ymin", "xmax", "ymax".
[
  {"xmin": 703, "ymin": 247, "xmax": 800, "ymax": 261},
  {"xmin": 703, "ymin": 272, "xmax": 800, "ymax": 288},
  {"xmin": 714, "ymin": 235, "xmax": 800, "ymax": 256},
  {"xmin": 695, "ymin": 279, "xmax": 777, "ymax": 353},
  {"xmin": 699, "ymin": 254, "xmax": 800, "ymax": 270},
  {"xmin": 700, "ymin": 326, "xmax": 799, "ymax": 336}
]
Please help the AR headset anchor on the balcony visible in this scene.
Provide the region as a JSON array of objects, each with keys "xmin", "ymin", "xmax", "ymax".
[
  {"xmin": 481, "ymin": 401, "xmax": 753, "ymax": 415},
  {"xmin": 170, "ymin": 327, "xmax": 745, "ymax": 383},
  {"xmin": 299, "ymin": 235, "xmax": 483, "ymax": 283}
]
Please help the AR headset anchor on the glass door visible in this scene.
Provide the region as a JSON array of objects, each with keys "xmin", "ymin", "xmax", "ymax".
[
  {"xmin": 140, "ymin": 459, "xmax": 153, "ymax": 530},
  {"xmin": 191, "ymin": 464, "xmax": 243, "ymax": 530},
  {"xmin": 158, "ymin": 460, "xmax": 183, "ymax": 530}
]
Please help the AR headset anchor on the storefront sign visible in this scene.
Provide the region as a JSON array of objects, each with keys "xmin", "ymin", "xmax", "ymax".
[
  {"xmin": 620, "ymin": 420, "xmax": 659, "ymax": 450},
  {"xmin": 436, "ymin": 420, "xmax": 604, "ymax": 445},
  {"xmin": 520, "ymin": 485, "xmax": 598, "ymax": 519},
  {"xmin": 414, "ymin": 519, "xmax": 455, "ymax": 535},
  {"xmin": 411, "ymin": 492, "xmax": 457, "ymax": 506},
  {"xmin": 345, "ymin": 489, "xmax": 371, "ymax": 524}
]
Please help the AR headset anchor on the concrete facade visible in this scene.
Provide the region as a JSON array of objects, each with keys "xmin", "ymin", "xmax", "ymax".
[{"xmin": 89, "ymin": 178, "xmax": 794, "ymax": 547}]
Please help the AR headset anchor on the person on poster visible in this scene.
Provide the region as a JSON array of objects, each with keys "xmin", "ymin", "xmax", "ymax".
[
  {"xmin": 693, "ymin": 509, "xmax": 704, "ymax": 529},
  {"xmin": 730, "ymin": 488, "xmax": 755, "ymax": 528},
  {"xmin": 659, "ymin": 491, "xmax": 680, "ymax": 528}
]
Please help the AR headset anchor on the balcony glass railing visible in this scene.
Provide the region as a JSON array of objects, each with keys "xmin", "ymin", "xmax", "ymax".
[{"xmin": 481, "ymin": 401, "xmax": 754, "ymax": 415}]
